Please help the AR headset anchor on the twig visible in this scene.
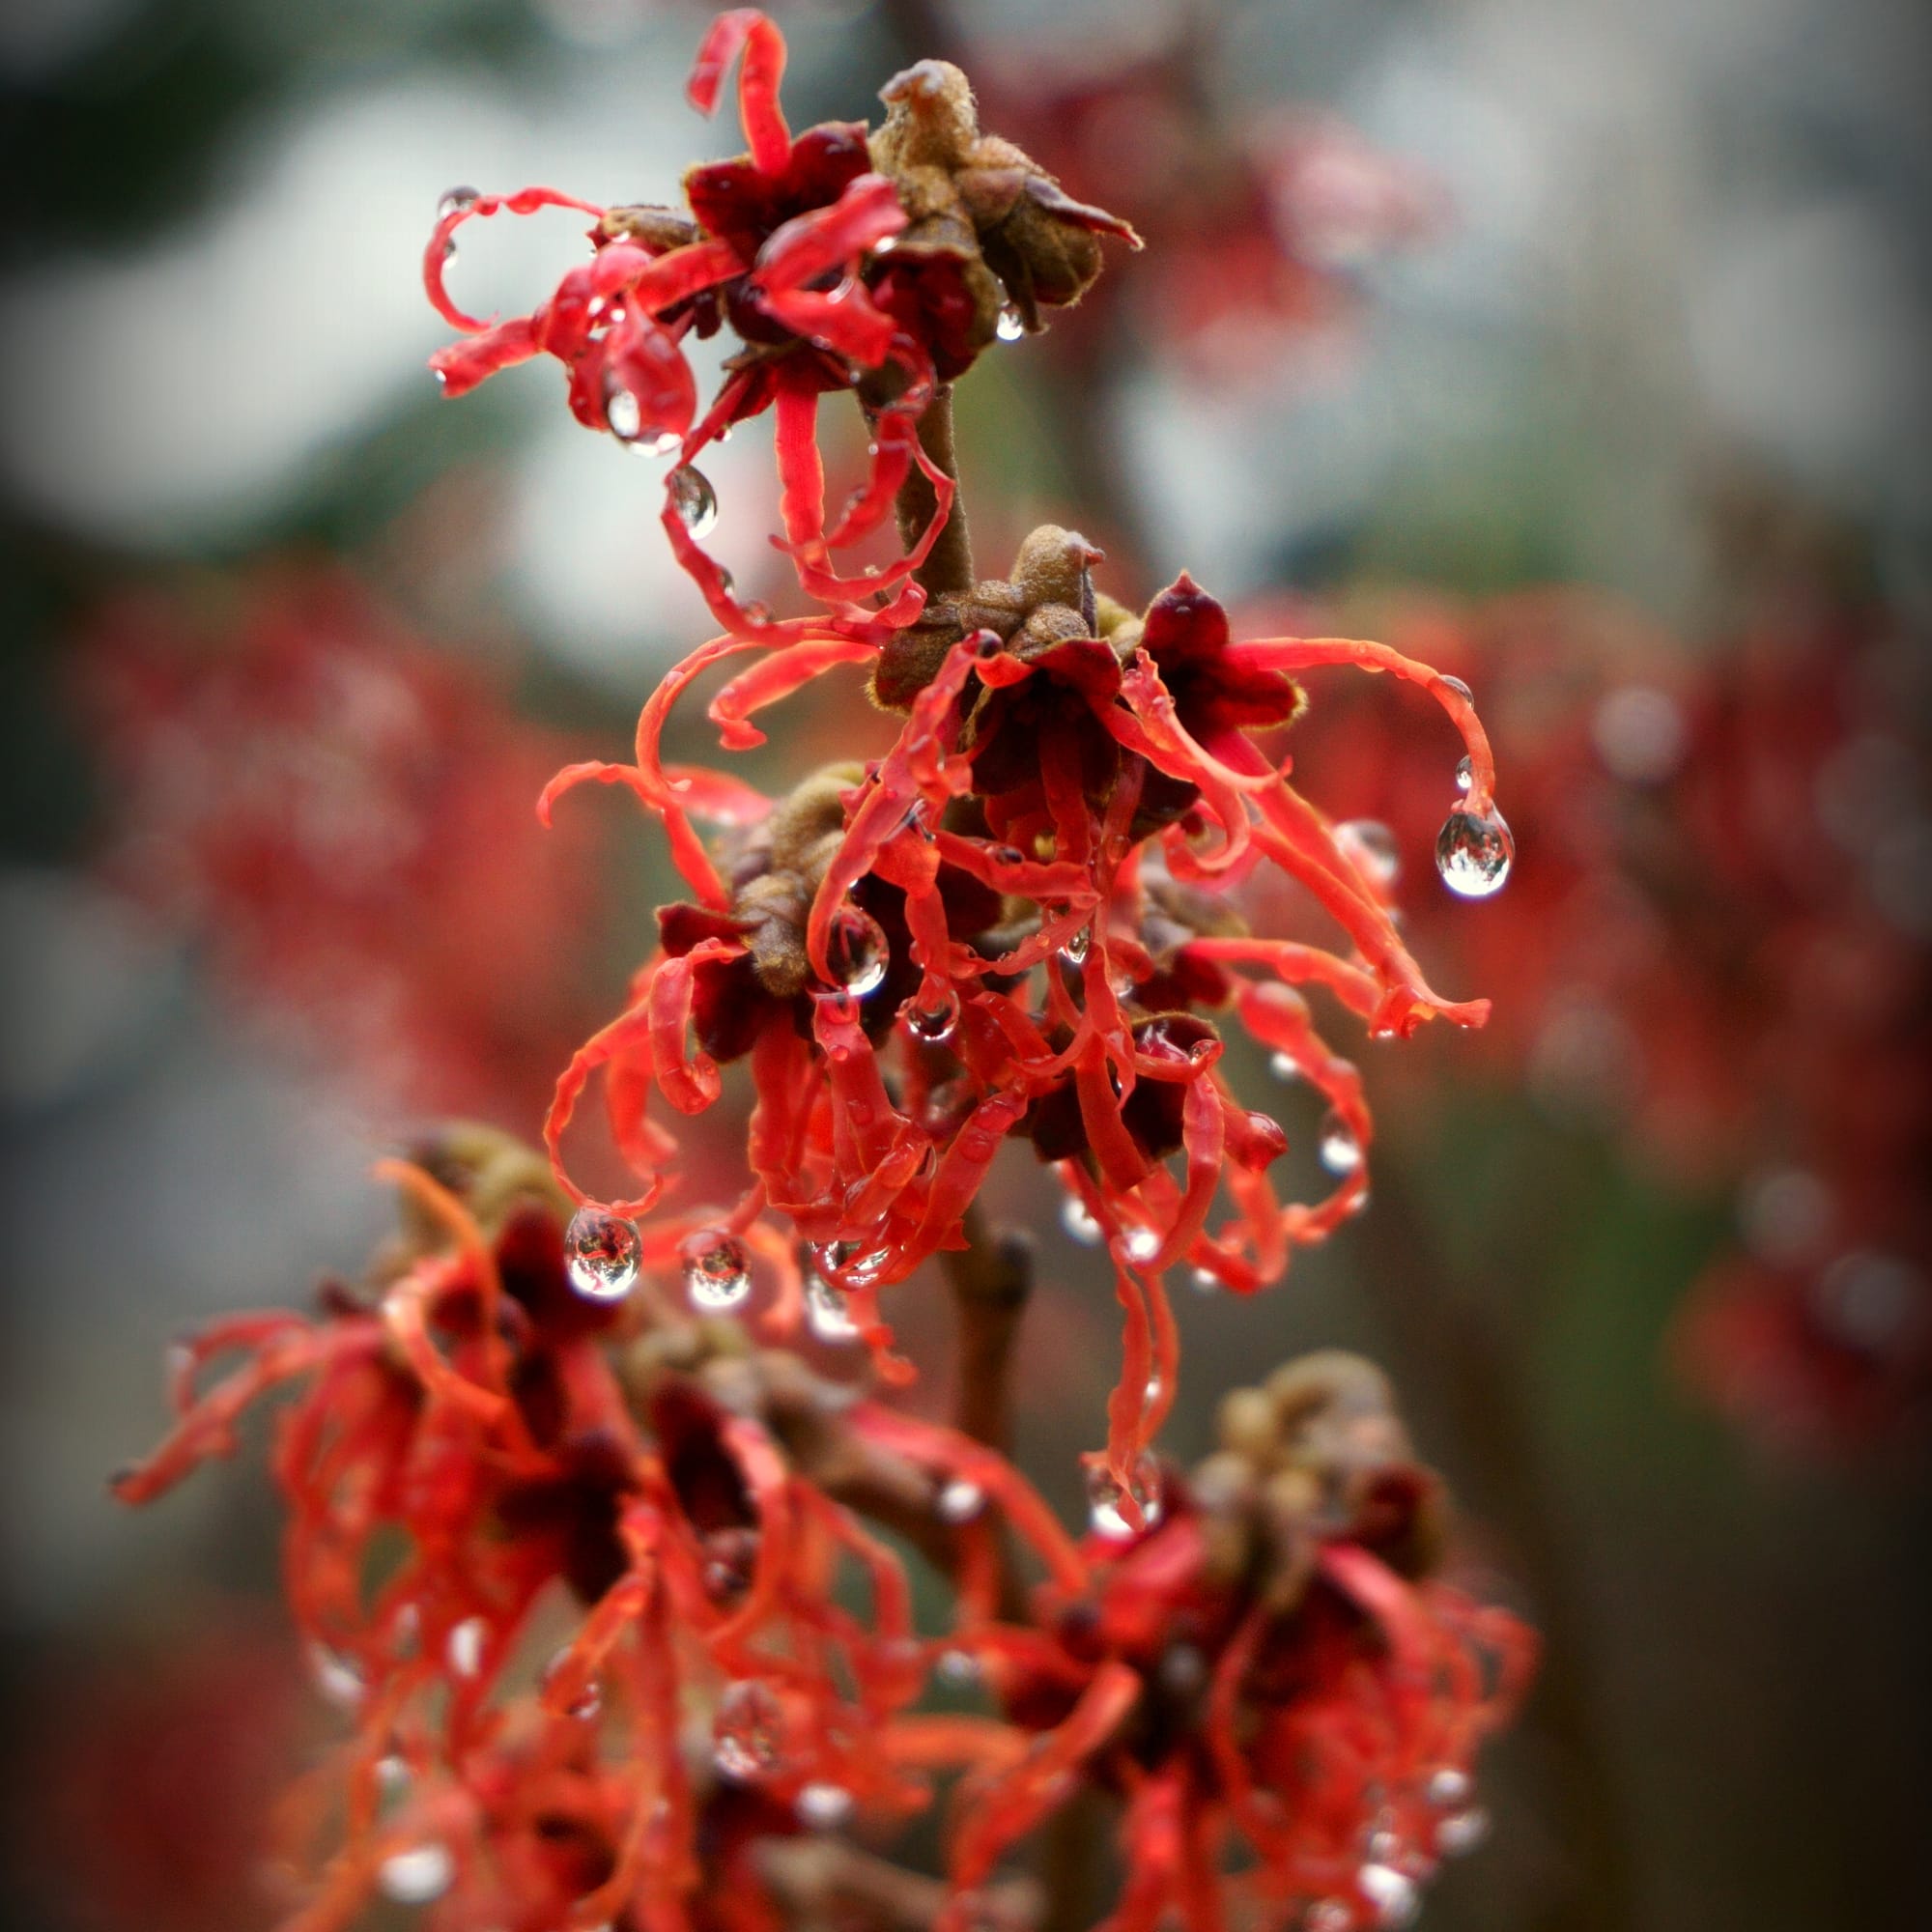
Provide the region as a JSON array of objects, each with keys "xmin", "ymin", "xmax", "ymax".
[{"xmin": 896, "ymin": 384, "xmax": 977, "ymax": 599}]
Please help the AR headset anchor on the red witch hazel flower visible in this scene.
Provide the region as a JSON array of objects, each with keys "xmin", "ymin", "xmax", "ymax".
[
  {"xmin": 119, "ymin": 13, "xmax": 1537, "ymax": 1928},
  {"xmin": 114, "ymin": 1137, "xmax": 1530, "ymax": 1931}
]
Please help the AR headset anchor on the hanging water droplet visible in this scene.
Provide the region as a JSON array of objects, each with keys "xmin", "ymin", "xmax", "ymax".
[
  {"xmin": 446, "ymin": 1616, "xmax": 486, "ymax": 1679},
  {"xmin": 805, "ymin": 1272, "xmax": 859, "ymax": 1343},
  {"xmin": 902, "ymin": 983, "xmax": 960, "ymax": 1043},
  {"xmin": 380, "ymin": 1842, "xmax": 456, "ymax": 1904},
  {"xmin": 564, "ymin": 1207, "xmax": 642, "ymax": 1301},
  {"xmin": 1124, "ymin": 1227, "xmax": 1161, "ymax": 1264},
  {"xmin": 699, "ymin": 1526, "xmax": 759, "ymax": 1602},
  {"xmin": 1438, "ymin": 674, "xmax": 1473, "ymax": 702},
  {"xmin": 668, "ymin": 464, "xmax": 718, "ymax": 539},
  {"xmin": 1087, "ymin": 1455, "xmax": 1162, "ymax": 1539},
  {"xmin": 1435, "ymin": 806, "xmax": 1514, "ymax": 898},
  {"xmin": 1143, "ymin": 1372, "xmax": 1164, "ymax": 1405},
  {"xmin": 1190, "ymin": 1266, "xmax": 1221, "ymax": 1293},
  {"xmin": 1455, "ymin": 753, "xmax": 1474, "ymax": 793},
  {"xmin": 1427, "ymin": 1766, "xmax": 1472, "ymax": 1808},
  {"xmin": 796, "ymin": 1781, "xmax": 854, "ymax": 1830},
  {"xmin": 1059, "ymin": 923, "xmax": 1092, "ymax": 965},
  {"xmin": 1436, "ymin": 1806, "xmax": 1491, "ymax": 1856},
  {"xmin": 544, "ymin": 1648, "xmax": 604, "ymax": 1720},
  {"xmin": 827, "ymin": 904, "xmax": 890, "ymax": 997},
  {"xmin": 1357, "ymin": 1862, "xmax": 1420, "ymax": 1928},
  {"xmin": 1336, "ymin": 818, "xmax": 1400, "ymax": 887},
  {"xmin": 603, "ymin": 381, "xmax": 680, "ymax": 455},
  {"xmin": 996, "ymin": 302, "xmax": 1026, "ymax": 342},
  {"xmin": 1318, "ymin": 1109, "xmax": 1362, "ymax": 1175},
  {"xmin": 604, "ymin": 385, "xmax": 641, "ymax": 440},
  {"xmin": 436, "ymin": 185, "xmax": 479, "ymax": 221},
  {"xmin": 308, "ymin": 1642, "xmax": 364, "ymax": 1707},
  {"xmin": 682, "ymin": 1228, "xmax": 753, "ymax": 1313},
  {"xmin": 1269, "ymin": 1051, "xmax": 1302, "ymax": 1082},
  {"xmin": 376, "ymin": 1754, "xmax": 412, "ymax": 1804},
  {"xmin": 938, "ymin": 1647, "xmax": 980, "ymax": 1686},
  {"xmin": 712, "ymin": 1680, "xmax": 785, "ymax": 1781},
  {"xmin": 1304, "ymin": 1902, "xmax": 1352, "ymax": 1932},
  {"xmin": 1062, "ymin": 1198, "xmax": 1103, "ymax": 1245},
  {"xmin": 937, "ymin": 1478, "xmax": 984, "ymax": 1524}
]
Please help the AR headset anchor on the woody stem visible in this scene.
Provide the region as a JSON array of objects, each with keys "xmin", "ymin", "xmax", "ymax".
[
  {"xmin": 895, "ymin": 383, "xmax": 976, "ymax": 598},
  {"xmin": 940, "ymin": 1204, "xmax": 1032, "ymax": 1457},
  {"xmin": 941, "ymin": 1207, "xmax": 1104, "ymax": 1931}
]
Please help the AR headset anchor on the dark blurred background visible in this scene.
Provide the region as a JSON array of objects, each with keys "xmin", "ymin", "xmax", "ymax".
[{"xmin": 2, "ymin": 1, "xmax": 1927, "ymax": 1929}]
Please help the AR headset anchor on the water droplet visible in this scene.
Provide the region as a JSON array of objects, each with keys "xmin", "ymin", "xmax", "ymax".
[
  {"xmin": 699, "ymin": 1527, "xmax": 758, "ymax": 1602},
  {"xmin": 1435, "ymin": 806, "xmax": 1514, "ymax": 898},
  {"xmin": 1124, "ymin": 1227, "xmax": 1161, "ymax": 1264},
  {"xmin": 437, "ymin": 185, "xmax": 479, "ymax": 221},
  {"xmin": 1436, "ymin": 1806, "xmax": 1490, "ymax": 1857},
  {"xmin": 937, "ymin": 1478, "xmax": 984, "ymax": 1523},
  {"xmin": 1062, "ymin": 1198, "xmax": 1103, "ymax": 1245},
  {"xmin": 544, "ymin": 1648, "xmax": 603, "ymax": 1720},
  {"xmin": 1087, "ymin": 1455, "xmax": 1162, "ymax": 1539},
  {"xmin": 602, "ymin": 380, "xmax": 680, "ymax": 455},
  {"xmin": 996, "ymin": 302, "xmax": 1026, "ymax": 342},
  {"xmin": 1427, "ymin": 1766, "xmax": 1472, "ymax": 1808},
  {"xmin": 308, "ymin": 1642, "xmax": 364, "ymax": 1706},
  {"xmin": 668, "ymin": 464, "xmax": 718, "ymax": 539},
  {"xmin": 446, "ymin": 1616, "xmax": 486, "ymax": 1679},
  {"xmin": 796, "ymin": 1781, "xmax": 853, "ymax": 1830},
  {"xmin": 1190, "ymin": 1266, "xmax": 1221, "ymax": 1293},
  {"xmin": 1059, "ymin": 924, "xmax": 1091, "ymax": 965},
  {"xmin": 380, "ymin": 1842, "xmax": 455, "ymax": 1904},
  {"xmin": 805, "ymin": 1272, "xmax": 859, "ymax": 1343},
  {"xmin": 712, "ymin": 1680, "xmax": 785, "ymax": 1781},
  {"xmin": 564, "ymin": 1207, "xmax": 642, "ymax": 1301},
  {"xmin": 377, "ymin": 1754, "xmax": 412, "ymax": 1804},
  {"xmin": 681, "ymin": 1228, "xmax": 753, "ymax": 1313},
  {"xmin": 1304, "ymin": 1903, "xmax": 1352, "ymax": 1932},
  {"xmin": 938, "ymin": 1647, "xmax": 980, "ymax": 1686},
  {"xmin": 827, "ymin": 904, "xmax": 890, "ymax": 997},
  {"xmin": 1318, "ymin": 1110, "xmax": 1362, "ymax": 1175},
  {"xmin": 1438, "ymin": 674, "xmax": 1473, "ymax": 702},
  {"xmin": 902, "ymin": 984, "xmax": 960, "ymax": 1043},
  {"xmin": 1357, "ymin": 1862, "xmax": 1420, "ymax": 1927},
  {"xmin": 604, "ymin": 385, "xmax": 640, "ymax": 440},
  {"xmin": 1269, "ymin": 1051, "xmax": 1302, "ymax": 1082},
  {"xmin": 1336, "ymin": 818, "xmax": 1400, "ymax": 887},
  {"xmin": 1143, "ymin": 1372, "xmax": 1164, "ymax": 1405}
]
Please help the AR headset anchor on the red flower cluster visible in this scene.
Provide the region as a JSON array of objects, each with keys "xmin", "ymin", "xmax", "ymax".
[
  {"xmin": 1286, "ymin": 578, "xmax": 1930, "ymax": 1453},
  {"xmin": 116, "ymin": 15, "xmax": 1538, "ymax": 1928},
  {"xmin": 113, "ymin": 1143, "xmax": 1529, "ymax": 1931},
  {"xmin": 71, "ymin": 567, "xmax": 602, "ymax": 1124},
  {"xmin": 426, "ymin": 10, "xmax": 1139, "ymax": 639},
  {"xmin": 422, "ymin": 9, "xmax": 1515, "ymax": 1506}
]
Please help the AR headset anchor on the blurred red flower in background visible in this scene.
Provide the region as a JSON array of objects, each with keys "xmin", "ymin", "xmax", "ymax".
[{"xmin": 70, "ymin": 567, "xmax": 607, "ymax": 1126}]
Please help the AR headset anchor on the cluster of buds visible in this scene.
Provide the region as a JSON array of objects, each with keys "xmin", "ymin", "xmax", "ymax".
[
  {"xmin": 117, "ymin": 12, "xmax": 1537, "ymax": 1927},
  {"xmin": 114, "ymin": 1138, "xmax": 1530, "ymax": 1930}
]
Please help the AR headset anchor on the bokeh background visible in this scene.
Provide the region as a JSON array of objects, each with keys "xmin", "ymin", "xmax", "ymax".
[{"xmin": 2, "ymin": 1, "xmax": 1928, "ymax": 1928}]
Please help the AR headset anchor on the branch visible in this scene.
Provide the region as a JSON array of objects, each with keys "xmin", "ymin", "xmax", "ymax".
[{"xmin": 895, "ymin": 384, "xmax": 976, "ymax": 599}]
